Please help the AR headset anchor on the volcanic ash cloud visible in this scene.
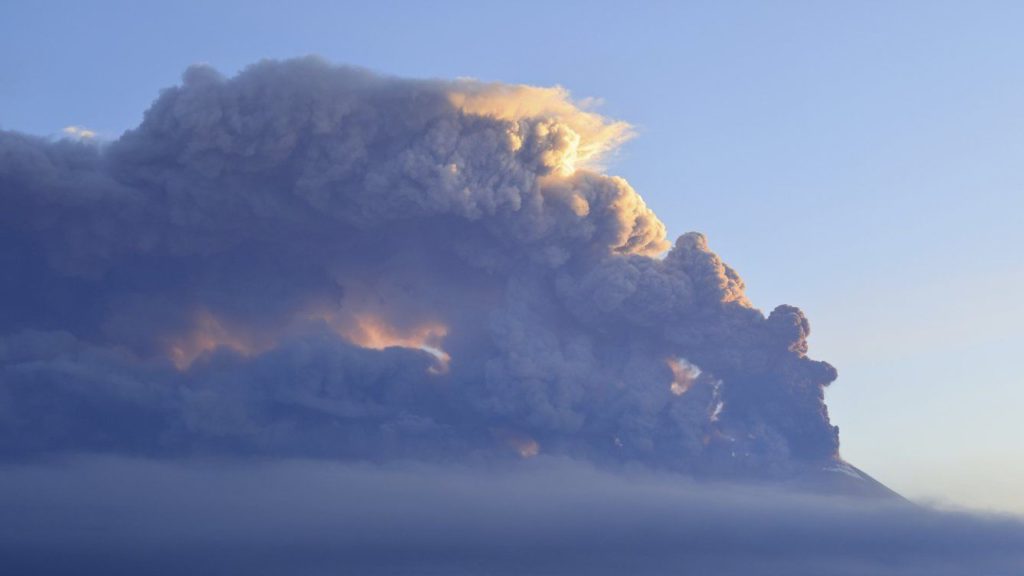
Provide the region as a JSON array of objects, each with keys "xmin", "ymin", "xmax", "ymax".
[{"xmin": 0, "ymin": 58, "xmax": 839, "ymax": 475}]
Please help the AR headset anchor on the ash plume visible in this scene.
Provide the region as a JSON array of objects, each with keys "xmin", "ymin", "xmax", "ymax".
[{"xmin": 1, "ymin": 57, "xmax": 839, "ymax": 474}]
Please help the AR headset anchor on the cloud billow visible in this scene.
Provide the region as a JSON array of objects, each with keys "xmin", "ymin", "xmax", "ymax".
[{"xmin": 2, "ymin": 58, "xmax": 841, "ymax": 472}]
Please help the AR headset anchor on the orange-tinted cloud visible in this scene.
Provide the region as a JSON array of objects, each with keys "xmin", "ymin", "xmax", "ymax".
[
  {"xmin": 166, "ymin": 310, "xmax": 271, "ymax": 370},
  {"xmin": 667, "ymin": 357, "xmax": 701, "ymax": 396},
  {"xmin": 326, "ymin": 312, "xmax": 451, "ymax": 374}
]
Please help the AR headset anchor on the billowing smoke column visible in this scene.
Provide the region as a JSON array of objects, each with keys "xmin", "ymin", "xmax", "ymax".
[{"xmin": 0, "ymin": 58, "xmax": 839, "ymax": 475}]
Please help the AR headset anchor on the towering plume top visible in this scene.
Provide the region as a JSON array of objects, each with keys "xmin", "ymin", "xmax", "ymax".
[
  {"xmin": 447, "ymin": 82, "xmax": 634, "ymax": 174},
  {"xmin": 0, "ymin": 58, "xmax": 838, "ymax": 474}
]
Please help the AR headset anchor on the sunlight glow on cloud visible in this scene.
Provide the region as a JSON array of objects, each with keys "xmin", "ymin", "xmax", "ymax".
[
  {"xmin": 448, "ymin": 82, "xmax": 633, "ymax": 175},
  {"xmin": 330, "ymin": 313, "xmax": 451, "ymax": 374},
  {"xmin": 493, "ymin": 429, "xmax": 541, "ymax": 459},
  {"xmin": 667, "ymin": 357, "xmax": 701, "ymax": 396},
  {"xmin": 61, "ymin": 125, "xmax": 96, "ymax": 139},
  {"xmin": 165, "ymin": 310, "xmax": 271, "ymax": 370}
]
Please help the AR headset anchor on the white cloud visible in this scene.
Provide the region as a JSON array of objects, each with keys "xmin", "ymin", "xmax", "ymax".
[{"xmin": 61, "ymin": 125, "xmax": 97, "ymax": 139}]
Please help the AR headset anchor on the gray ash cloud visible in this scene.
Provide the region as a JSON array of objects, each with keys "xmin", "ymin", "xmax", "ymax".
[{"xmin": 2, "ymin": 58, "xmax": 838, "ymax": 473}]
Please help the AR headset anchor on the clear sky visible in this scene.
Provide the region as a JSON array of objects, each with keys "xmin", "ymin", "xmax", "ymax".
[{"xmin": 2, "ymin": 0, "xmax": 1022, "ymax": 513}]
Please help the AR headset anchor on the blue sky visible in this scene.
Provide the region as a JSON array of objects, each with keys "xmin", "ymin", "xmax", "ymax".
[{"xmin": 2, "ymin": 0, "xmax": 1022, "ymax": 512}]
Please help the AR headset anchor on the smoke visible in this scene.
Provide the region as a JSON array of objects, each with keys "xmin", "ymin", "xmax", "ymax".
[{"xmin": 1, "ymin": 57, "xmax": 840, "ymax": 474}]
